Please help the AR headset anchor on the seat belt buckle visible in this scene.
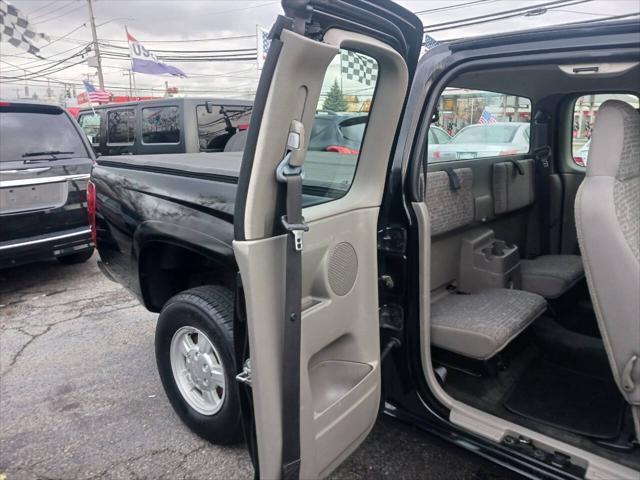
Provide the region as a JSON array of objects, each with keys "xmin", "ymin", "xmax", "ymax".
[
  {"xmin": 281, "ymin": 215, "xmax": 309, "ymax": 251},
  {"xmin": 533, "ymin": 146, "xmax": 551, "ymax": 168}
]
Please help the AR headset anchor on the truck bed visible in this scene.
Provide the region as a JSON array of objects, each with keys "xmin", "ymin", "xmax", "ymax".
[{"xmin": 97, "ymin": 151, "xmax": 244, "ymax": 179}]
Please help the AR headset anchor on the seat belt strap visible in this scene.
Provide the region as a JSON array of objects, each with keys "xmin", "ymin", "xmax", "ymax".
[
  {"xmin": 533, "ymin": 110, "xmax": 552, "ymax": 255},
  {"xmin": 277, "ymin": 121, "xmax": 308, "ymax": 480}
]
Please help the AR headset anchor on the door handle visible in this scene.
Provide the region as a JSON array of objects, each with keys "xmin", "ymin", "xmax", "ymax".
[{"xmin": 2, "ymin": 167, "xmax": 52, "ymax": 174}]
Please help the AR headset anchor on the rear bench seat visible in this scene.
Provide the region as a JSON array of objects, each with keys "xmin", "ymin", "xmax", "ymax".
[
  {"xmin": 431, "ymin": 289, "xmax": 547, "ymax": 360},
  {"xmin": 492, "ymin": 159, "xmax": 584, "ymax": 299},
  {"xmin": 426, "ymin": 167, "xmax": 547, "ymax": 360},
  {"xmin": 520, "ymin": 255, "xmax": 584, "ymax": 299}
]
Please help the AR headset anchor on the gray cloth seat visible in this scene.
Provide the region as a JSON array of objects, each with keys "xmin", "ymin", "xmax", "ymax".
[
  {"xmin": 575, "ymin": 100, "xmax": 640, "ymax": 437},
  {"xmin": 520, "ymin": 254, "xmax": 584, "ymax": 299},
  {"xmin": 431, "ymin": 288, "xmax": 547, "ymax": 360},
  {"xmin": 223, "ymin": 129, "xmax": 248, "ymax": 152}
]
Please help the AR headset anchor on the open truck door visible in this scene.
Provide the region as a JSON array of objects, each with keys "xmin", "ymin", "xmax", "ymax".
[{"xmin": 233, "ymin": 1, "xmax": 422, "ymax": 478}]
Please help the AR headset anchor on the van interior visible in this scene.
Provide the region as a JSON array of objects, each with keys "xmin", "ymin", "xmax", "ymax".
[{"xmin": 417, "ymin": 59, "xmax": 640, "ymax": 473}]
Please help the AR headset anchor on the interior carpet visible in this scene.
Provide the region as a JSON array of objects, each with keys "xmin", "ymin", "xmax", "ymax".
[{"xmin": 503, "ymin": 359, "xmax": 626, "ymax": 439}]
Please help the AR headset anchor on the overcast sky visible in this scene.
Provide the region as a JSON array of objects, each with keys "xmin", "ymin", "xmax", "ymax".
[{"xmin": 1, "ymin": 0, "xmax": 638, "ymax": 101}]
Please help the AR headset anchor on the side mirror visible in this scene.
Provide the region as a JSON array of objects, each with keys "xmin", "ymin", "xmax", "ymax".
[{"xmin": 431, "ymin": 107, "xmax": 440, "ymax": 124}]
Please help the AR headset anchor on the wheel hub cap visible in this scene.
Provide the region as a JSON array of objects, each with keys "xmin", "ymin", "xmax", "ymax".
[{"xmin": 169, "ymin": 326, "xmax": 226, "ymax": 416}]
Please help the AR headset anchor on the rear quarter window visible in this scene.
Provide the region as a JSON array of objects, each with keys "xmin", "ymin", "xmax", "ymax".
[
  {"xmin": 197, "ymin": 104, "xmax": 252, "ymax": 152},
  {"xmin": 142, "ymin": 106, "xmax": 180, "ymax": 144},
  {"xmin": 571, "ymin": 93, "xmax": 639, "ymax": 167},
  {"xmin": 427, "ymin": 88, "xmax": 531, "ymax": 162},
  {"xmin": 78, "ymin": 112, "xmax": 102, "ymax": 146},
  {"xmin": 107, "ymin": 109, "xmax": 135, "ymax": 145}
]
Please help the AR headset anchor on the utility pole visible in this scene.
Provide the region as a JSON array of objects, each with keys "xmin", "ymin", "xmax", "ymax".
[
  {"xmin": 122, "ymin": 69, "xmax": 133, "ymax": 99},
  {"xmin": 86, "ymin": 0, "xmax": 105, "ymax": 90}
]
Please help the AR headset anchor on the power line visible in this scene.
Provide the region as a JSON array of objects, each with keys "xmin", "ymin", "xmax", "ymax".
[
  {"xmin": 0, "ymin": 41, "xmax": 91, "ymax": 71},
  {"xmin": 424, "ymin": 0, "xmax": 592, "ymax": 32},
  {"xmin": 7, "ymin": 23, "xmax": 90, "ymax": 61},
  {"xmin": 1, "ymin": 58, "xmax": 88, "ymax": 81},
  {"xmin": 0, "ymin": 76, "xmax": 258, "ymax": 95},
  {"xmin": 32, "ymin": 3, "xmax": 87, "ymax": 25},
  {"xmin": 0, "ymin": 48, "xmax": 89, "ymax": 80},
  {"xmin": 553, "ymin": 8, "xmax": 611, "ymax": 17},
  {"xmin": 28, "ymin": 0, "xmax": 75, "ymax": 20},
  {"xmin": 570, "ymin": 11, "xmax": 640, "ymax": 24},
  {"xmin": 96, "ymin": 41, "xmax": 256, "ymax": 54},
  {"xmin": 56, "ymin": 33, "xmax": 257, "ymax": 46},
  {"xmin": 414, "ymin": 0, "xmax": 497, "ymax": 15}
]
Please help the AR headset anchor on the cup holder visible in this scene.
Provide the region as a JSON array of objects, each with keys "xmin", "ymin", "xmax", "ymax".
[{"xmin": 460, "ymin": 228, "xmax": 521, "ymax": 292}]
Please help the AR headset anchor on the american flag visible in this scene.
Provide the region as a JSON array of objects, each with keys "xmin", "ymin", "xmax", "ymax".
[
  {"xmin": 478, "ymin": 108, "xmax": 497, "ymax": 124},
  {"xmin": 83, "ymin": 80, "xmax": 111, "ymax": 103}
]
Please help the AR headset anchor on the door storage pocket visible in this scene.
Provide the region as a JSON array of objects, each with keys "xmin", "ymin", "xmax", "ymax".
[{"xmin": 492, "ymin": 159, "xmax": 534, "ymax": 214}]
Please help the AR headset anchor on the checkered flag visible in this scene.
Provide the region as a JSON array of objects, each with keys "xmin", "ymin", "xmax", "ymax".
[
  {"xmin": 256, "ymin": 26, "xmax": 271, "ymax": 70},
  {"xmin": 0, "ymin": 0, "xmax": 50, "ymax": 58},
  {"xmin": 423, "ymin": 33, "xmax": 439, "ymax": 50},
  {"xmin": 340, "ymin": 50, "xmax": 377, "ymax": 86}
]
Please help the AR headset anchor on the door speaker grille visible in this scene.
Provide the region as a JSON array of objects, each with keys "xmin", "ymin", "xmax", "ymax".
[{"xmin": 327, "ymin": 242, "xmax": 358, "ymax": 296}]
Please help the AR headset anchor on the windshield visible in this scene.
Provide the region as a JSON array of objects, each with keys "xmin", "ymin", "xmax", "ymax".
[
  {"xmin": 451, "ymin": 125, "xmax": 519, "ymax": 144},
  {"xmin": 0, "ymin": 107, "xmax": 87, "ymax": 162},
  {"xmin": 339, "ymin": 121, "xmax": 366, "ymax": 142}
]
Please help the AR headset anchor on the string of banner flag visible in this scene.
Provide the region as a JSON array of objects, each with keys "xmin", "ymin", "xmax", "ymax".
[{"xmin": 1, "ymin": 0, "xmax": 442, "ymax": 105}]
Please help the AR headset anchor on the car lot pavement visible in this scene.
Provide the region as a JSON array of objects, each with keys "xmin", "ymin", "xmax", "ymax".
[{"xmin": 0, "ymin": 256, "xmax": 519, "ymax": 480}]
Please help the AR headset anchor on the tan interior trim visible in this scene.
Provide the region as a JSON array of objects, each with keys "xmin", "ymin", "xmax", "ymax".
[
  {"xmin": 412, "ymin": 200, "xmax": 639, "ymax": 480},
  {"xmin": 242, "ymin": 28, "xmax": 409, "ymax": 239},
  {"xmin": 236, "ymin": 26, "xmax": 411, "ymax": 479}
]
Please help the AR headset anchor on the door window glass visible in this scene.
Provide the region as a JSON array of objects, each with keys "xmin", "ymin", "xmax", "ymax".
[
  {"xmin": 107, "ymin": 109, "xmax": 135, "ymax": 144},
  {"xmin": 427, "ymin": 88, "xmax": 531, "ymax": 162},
  {"xmin": 196, "ymin": 104, "xmax": 252, "ymax": 152},
  {"xmin": 142, "ymin": 106, "xmax": 180, "ymax": 144},
  {"xmin": 303, "ymin": 49, "xmax": 379, "ymax": 206},
  {"xmin": 78, "ymin": 112, "xmax": 101, "ymax": 146},
  {"xmin": 571, "ymin": 94, "xmax": 639, "ymax": 167}
]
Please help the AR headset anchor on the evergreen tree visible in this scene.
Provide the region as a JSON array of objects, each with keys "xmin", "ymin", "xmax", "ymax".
[{"xmin": 323, "ymin": 79, "xmax": 348, "ymax": 112}]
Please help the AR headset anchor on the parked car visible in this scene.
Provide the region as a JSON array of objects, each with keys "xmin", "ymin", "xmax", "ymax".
[
  {"xmin": 91, "ymin": 2, "xmax": 640, "ymax": 479},
  {"xmin": 574, "ymin": 139, "xmax": 590, "ymax": 166},
  {"xmin": 76, "ymin": 97, "xmax": 252, "ymax": 157},
  {"xmin": 309, "ymin": 112, "xmax": 368, "ymax": 153},
  {"xmin": 432, "ymin": 122, "xmax": 530, "ymax": 161},
  {"xmin": 0, "ymin": 100, "xmax": 94, "ymax": 268},
  {"xmin": 223, "ymin": 111, "xmax": 371, "ymax": 155},
  {"xmin": 426, "ymin": 125, "xmax": 451, "ymax": 159}
]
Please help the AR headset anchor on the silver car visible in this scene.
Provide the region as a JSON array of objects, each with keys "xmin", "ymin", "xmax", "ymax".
[{"xmin": 431, "ymin": 122, "xmax": 530, "ymax": 161}]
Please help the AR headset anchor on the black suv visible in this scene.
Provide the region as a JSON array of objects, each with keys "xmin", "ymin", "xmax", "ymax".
[{"xmin": 0, "ymin": 101, "xmax": 94, "ymax": 268}]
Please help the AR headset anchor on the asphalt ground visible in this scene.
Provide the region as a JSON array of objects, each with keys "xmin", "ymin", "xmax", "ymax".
[{"xmin": 0, "ymin": 256, "xmax": 520, "ymax": 480}]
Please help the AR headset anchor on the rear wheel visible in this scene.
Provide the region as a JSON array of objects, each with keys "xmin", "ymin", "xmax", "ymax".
[
  {"xmin": 57, "ymin": 248, "xmax": 94, "ymax": 264},
  {"xmin": 155, "ymin": 285, "xmax": 241, "ymax": 444}
]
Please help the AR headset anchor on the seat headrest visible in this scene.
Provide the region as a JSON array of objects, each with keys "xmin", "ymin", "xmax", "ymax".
[{"xmin": 588, "ymin": 100, "xmax": 639, "ymax": 181}]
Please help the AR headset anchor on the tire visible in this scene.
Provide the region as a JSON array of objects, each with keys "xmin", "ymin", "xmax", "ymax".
[
  {"xmin": 57, "ymin": 248, "xmax": 94, "ymax": 264},
  {"xmin": 155, "ymin": 285, "xmax": 242, "ymax": 445}
]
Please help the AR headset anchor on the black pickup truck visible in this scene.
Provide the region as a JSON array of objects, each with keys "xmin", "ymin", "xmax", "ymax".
[{"xmin": 92, "ymin": 2, "xmax": 640, "ymax": 479}]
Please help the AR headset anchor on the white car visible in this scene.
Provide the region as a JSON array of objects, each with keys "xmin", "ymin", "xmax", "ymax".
[
  {"xmin": 574, "ymin": 139, "xmax": 591, "ymax": 166},
  {"xmin": 431, "ymin": 122, "xmax": 530, "ymax": 161},
  {"xmin": 426, "ymin": 125, "xmax": 451, "ymax": 160}
]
